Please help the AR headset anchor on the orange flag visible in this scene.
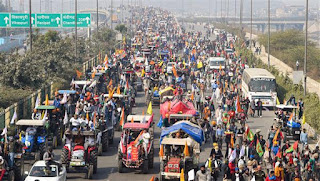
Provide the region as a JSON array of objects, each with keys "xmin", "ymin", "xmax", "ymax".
[
  {"xmin": 93, "ymin": 112, "xmax": 97, "ymax": 126},
  {"xmin": 231, "ymin": 134, "xmax": 234, "ymax": 148},
  {"xmin": 91, "ymin": 69, "xmax": 97, "ymax": 79},
  {"xmin": 142, "ymin": 110, "xmax": 145, "ymax": 115},
  {"xmin": 131, "ymin": 117, "xmax": 134, "ymax": 123},
  {"xmin": 172, "ymin": 65, "xmax": 178, "ymax": 78},
  {"xmin": 116, "ymin": 84, "xmax": 121, "ymax": 94},
  {"xmin": 109, "ymin": 87, "xmax": 116, "ymax": 98},
  {"xmin": 119, "ymin": 107, "xmax": 125, "ymax": 129},
  {"xmin": 159, "ymin": 144, "xmax": 164, "ymax": 157},
  {"xmin": 190, "ymin": 92, "xmax": 194, "ymax": 101},
  {"xmin": 109, "ymin": 79, "xmax": 113, "ymax": 87},
  {"xmin": 75, "ymin": 69, "xmax": 83, "ymax": 79},
  {"xmin": 149, "ymin": 176, "xmax": 155, "ymax": 181}
]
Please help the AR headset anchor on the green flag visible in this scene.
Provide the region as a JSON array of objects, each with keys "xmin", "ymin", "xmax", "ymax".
[
  {"xmin": 256, "ymin": 139, "xmax": 264, "ymax": 157},
  {"xmin": 247, "ymin": 129, "xmax": 254, "ymax": 141}
]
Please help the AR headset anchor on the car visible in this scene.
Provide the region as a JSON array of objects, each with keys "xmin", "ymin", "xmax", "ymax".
[
  {"xmin": 166, "ymin": 62, "xmax": 176, "ymax": 74},
  {"xmin": 24, "ymin": 160, "xmax": 66, "ymax": 181}
]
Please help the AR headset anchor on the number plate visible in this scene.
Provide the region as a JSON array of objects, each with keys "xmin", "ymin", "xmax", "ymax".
[
  {"xmin": 70, "ymin": 161, "xmax": 85, "ymax": 166},
  {"xmin": 295, "ymin": 131, "xmax": 300, "ymax": 134}
]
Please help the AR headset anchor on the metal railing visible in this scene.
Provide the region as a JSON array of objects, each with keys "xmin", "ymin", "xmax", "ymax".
[{"xmin": 0, "ymin": 82, "xmax": 53, "ymax": 129}]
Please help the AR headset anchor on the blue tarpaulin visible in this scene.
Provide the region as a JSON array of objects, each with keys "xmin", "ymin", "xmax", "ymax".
[
  {"xmin": 160, "ymin": 122, "xmax": 204, "ymax": 145},
  {"xmin": 287, "ymin": 121, "xmax": 301, "ymax": 128}
]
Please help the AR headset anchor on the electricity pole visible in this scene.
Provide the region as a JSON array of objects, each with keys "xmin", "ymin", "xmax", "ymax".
[
  {"xmin": 75, "ymin": 0, "xmax": 78, "ymax": 61},
  {"xmin": 97, "ymin": 0, "xmax": 99, "ymax": 54},
  {"xmin": 304, "ymin": 0, "xmax": 308, "ymax": 96},
  {"xmin": 268, "ymin": 0, "xmax": 270, "ymax": 68},
  {"xmin": 29, "ymin": 0, "xmax": 32, "ymax": 51},
  {"xmin": 250, "ymin": 0, "xmax": 253, "ymax": 62},
  {"xmin": 111, "ymin": 0, "xmax": 113, "ymax": 29}
]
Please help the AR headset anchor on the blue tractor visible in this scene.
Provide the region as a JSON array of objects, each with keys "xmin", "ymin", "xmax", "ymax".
[{"xmin": 16, "ymin": 119, "xmax": 50, "ymax": 161}]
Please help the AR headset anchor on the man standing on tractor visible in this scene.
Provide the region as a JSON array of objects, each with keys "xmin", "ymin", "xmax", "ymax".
[{"xmin": 142, "ymin": 129, "xmax": 150, "ymax": 158}]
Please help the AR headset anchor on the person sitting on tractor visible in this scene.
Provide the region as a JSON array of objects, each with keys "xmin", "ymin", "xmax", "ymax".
[
  {"xmin": 70, "ymin": 114, "xmax": 80, "ymax": 131},
  {"xmin": 0, "ymin": 156, "xmax": 7, "ymax": 180},
  {"xmin": 32, "ymin": 109, "xmax": 42, "ymax": 120},
  {"xmin": 142, "ymin": 130, "xmax": 150, "ymax": 158}
]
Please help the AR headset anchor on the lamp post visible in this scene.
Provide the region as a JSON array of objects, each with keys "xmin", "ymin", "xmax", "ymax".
[
  {"xmin": 268, "ymin": 0, "xmax": 270, "ymax": 68},
  {"xmin": 304, "ymin": 0, "xmax": 308, "ymax": 96},
  {"xmin": 75, "ymin": 0, "xmax": 78, "ymax": 61},
  {"xmin": 250, "ymin": 0, "xmax": 253, "ymax": 62},
  {"xmin": 29, "ymin": 0, "xmax": 32, "ymax": 52}
]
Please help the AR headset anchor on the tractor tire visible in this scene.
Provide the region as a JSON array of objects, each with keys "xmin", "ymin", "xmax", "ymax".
[
  {"xmin": 61, "ymin": 147, "xmax": 69, "ymax": 164},
  {"xmin": 142, "ymin": 159, "xmax": 148, "ymax": 174},
  {"xmin": 8, "ymin": 170, "xmax": 15, "ymax": 181},
  {"xmin": 39, "ymin": 143, "xmax": 45, "ymax": 160},
  {"xmin": 109, "ymin": 130, "xmax": 114, "ymax": 144},
  {"xmin": 90, "ymin": 150, "xmax": 98, "ymax": 174},
  {"xmin": 14, "ymin": 159, "xmax": 23, "ymax": 181},
  {"xmin": 85, "ymin": 165, "xmax": 93, "ymax": 179},
  {"xmin": 102, "ymin": 132, "xmax": 109, "ymax": 152},
  {"xmin": 98, "ymin": 144, "xmax": 103, "ymax": 156},
  {"xmin": 118, "ymin": 159, "xmax": 124, "ymax": 173},
  {"xmin": 148, "ymin": 146, "xmax": 154, "ymax": 169},
  {"xmin": 53, "ymin": 136, "xmax": 58, "ymax": 149}
]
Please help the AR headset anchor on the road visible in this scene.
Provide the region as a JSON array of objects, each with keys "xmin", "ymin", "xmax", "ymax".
[{"xmin": 21, "ymin": 21, "xmax": 276, "ymax": 181}]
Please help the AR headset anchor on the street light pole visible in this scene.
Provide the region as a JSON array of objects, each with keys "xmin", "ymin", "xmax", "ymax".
[
  {"xmin": 111, "ymin": 0, "xmax": 113, "ymax": 29},
  {"xmin": 240, "ymin": 0, "xmax": 243, "ymax": 32},
  {"xmin": 250, "ymin": 0, "xmax": 253, "ymax": 62},
  {"xmin": 29, "ymin": 0, "xmax": 32, "ymax": 52},
  {"xmin": 268, "ymin": 0, "xmax": 270, "ymax": 68},
  {"xmin": 304, "ymin": 0, "xmax": 308, "ymax": 96},
  {"xmin": 75, "ymin": 0, "xmax": 78, "ymax": 61},
  {"xmin": 97, "ymin": 0, "xmax": 99, "ymax": 54},
  {"xmin": 220, "ymin": 0, "xmax": 222, "ymax": 22}
]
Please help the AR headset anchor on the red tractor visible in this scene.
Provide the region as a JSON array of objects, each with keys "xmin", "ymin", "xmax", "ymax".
[
  {"xmin": 118, "ymin": 115, "xmax": 154, "ymax": 173},
  {"xmin": 60, "ymin": 130, "xmax": 98, "ymax": 179}
]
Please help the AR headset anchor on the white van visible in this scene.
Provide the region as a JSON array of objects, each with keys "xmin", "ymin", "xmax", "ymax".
[{"xmin": 207, "ymin": 57, "xmax": 226, "ymax": 70}]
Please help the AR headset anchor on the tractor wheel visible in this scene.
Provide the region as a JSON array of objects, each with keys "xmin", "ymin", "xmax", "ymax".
[
  {"xmin": 90, "ymin": 150, "xmax": 98, "ymax": 174},
  {"xmin": 98, "ymin": 144, "xmax": 103, "ymax": 156},
  {"xmin": 109, "ymin": 130, "xmax": 114, "ymax": 144},
  {"xmin": 8, "ymin": 170, "xmax": 15, "ymax": 181},
  {"xmin": 148, "ymin": 146, "xmax": 154, "ymax": 169},
  {"xmin": 118, "ymin": 159, "xmax": 124, "ymax": 173},
  {"xmin": 61, "ymin": 147, "xmax": 69, "ymax": 164},
  {"xmin": 53, "ymin": 136, "xmax": 58, "ymax": 149},
  {"xmin": 102, "ymin": 132, "xmax": 109, "ymax": 152},
  {"xmin": 39, "ymin": 143, "xmax": 46, "ymax": 160},
  {"xmin": 14, "ymin": 159, "xmax": 23, "ymax": 181},
  {"xmin": 85, "ymin": 165, "xmax": 93, "ymax": 179},
  {"xmin": 142, "ymin": 159, "xmax": 148, "ymax": 174}
]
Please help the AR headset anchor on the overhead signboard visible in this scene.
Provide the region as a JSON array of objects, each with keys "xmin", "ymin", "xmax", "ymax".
[{"xmin": 0, "ymin": 13, "xmax": 91, "ymax": 28}]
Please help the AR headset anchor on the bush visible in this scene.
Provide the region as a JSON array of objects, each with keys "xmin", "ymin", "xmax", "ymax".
[{"xmin": 236, "ymin": 41, "xmax": 320, "ymax": 132}]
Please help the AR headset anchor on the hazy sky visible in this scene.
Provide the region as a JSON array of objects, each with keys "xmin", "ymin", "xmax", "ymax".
[{"xmin": 6, "ymin": 0, "xmax": 320, "ymax": 14}]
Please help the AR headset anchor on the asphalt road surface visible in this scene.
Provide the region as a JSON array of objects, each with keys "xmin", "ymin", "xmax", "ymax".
[{"xmin": 21, "ymin": 87, "xmax": 275, "ymax": 181}]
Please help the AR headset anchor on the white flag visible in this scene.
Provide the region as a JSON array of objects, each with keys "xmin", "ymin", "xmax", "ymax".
[
  {"xmin": 63, "ymin": 110, "xmax": 68, "ymax": 125},
  {"xmin": 1, "ymin": 126, "xmax": 7, "ymax": 136},
  {"xmin": 70, "ymin": 78, "xmax": 75, "ymax": 86},
  {"xmin": 229, "ymin": 149, "xmax": 237, "ymax": 163},
  {"xmin": 34, "ymin": 96, "xmax": 40, "ymax": 109},
  {"xmin": 10, "ymin": 111, "xmax": 17, "ymax": 124},
  {"xmin": 42, "ymin": 110, "xmax": 47, "ymax": 121},
  {"xmin": 188, "ymin": 169, "xmax": 195, "ymax": 181},
  {"xmin": 240, "ymin": 146, "xmax": 245, "ymax": 158},
  {"xmin": 60, "ymin": 93, "xmax": 68, "ymax": 104}
]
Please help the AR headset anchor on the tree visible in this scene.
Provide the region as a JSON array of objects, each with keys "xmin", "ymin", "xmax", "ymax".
[{"xmin": 115, "ymin": 24, "xmax": 127, "ymax": 34}]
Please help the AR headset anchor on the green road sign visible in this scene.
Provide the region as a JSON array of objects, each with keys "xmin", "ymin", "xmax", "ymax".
[
  {"xmin": 62, "ymin": 14, "xmax": 91, "ymax": 28},
  {"xmin": 0, "ymin": 13, "xmax": 91, "ymax": 28},
  {"xmin": 10, "ymin": 13, "xmax": 35, "ymax": 28},
  {"xmin": 36, "ymin": 14, "xmax": 62, "ymax": 28},
  {"xmin": 0, "ymin": 13, "xmax": 10, "ymax": 27}
]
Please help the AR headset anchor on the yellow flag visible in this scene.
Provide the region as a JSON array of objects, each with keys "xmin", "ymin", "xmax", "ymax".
[
  {"xmin": 141, "ymin": 68, "xmax": 145, "ymax": 77},
  {"xmin": 197, "ymin": 61, "xmax": 203, "ymax": 69},
  {"xmin": 180, "ymin": 169, "xmax": 185, "ymax": 181},
  {"xmin": 183, "ymin": 141, "xmax": 189, "ymax": 156},
  {"xmin": 147, "ymin": 101, "xmax": 152, "ymax": 115},
  {"xmin": 276, "ymin": 97, "xmax": 280, "ymax": 105},
  {"xmin": 302, "ymin": 113, "xmax": 306, "ymax": 124},
  {"xmin": 45, "ymin": 94, "xmax": 49, "ymax": 106}
]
